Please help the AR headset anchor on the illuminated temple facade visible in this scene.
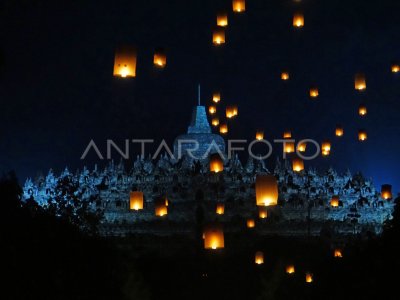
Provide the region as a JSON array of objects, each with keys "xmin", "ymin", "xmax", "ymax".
[{"xmin": 22, "ymin": 106, "xmax": 394, "ymax": 236}]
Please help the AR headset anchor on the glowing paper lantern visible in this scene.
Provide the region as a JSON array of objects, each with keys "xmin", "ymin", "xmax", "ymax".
[
  {"xmin": 220, "ymin": 123, "xmax": 228, "ymax": 134},
  {"xmin": 358, "ymin": 104, "xmax": 367, "ymax": 116},
  {"xmin": 392, "ymin": 64, "xmax": 400, "ymax": 73},
  {"xmin": 155, "ymin": 199, "xmax": 168, "ymax": 216},
  {"xmin": 113, "ymin": 46, "xmax": 137, "ymax": 78},
  {"xmin": 335, "ymin": 126, "xmax": 344, "ymax": 137},
  {"xmin": 203, "ymin": 224, "xmax": 224, "ymax": 250},
  {"xmin": 216, "ymin": 203, "xmax": 225, "ymax": 215},
  {"xmin": 293, "ymin": 12, "xmax": 304, "ymax": 28},
  {"xmin": 258, "ymin": 206, "xmax": 268, "ymax": 219},
  {"xmin": 210, "ymin": 153, "xmax": 224, "ymax": 173},
  {"xmin": 297, "ymin": 142, "xmax": 306, "ymax": 152},
  {"xmin": 232, "ymin": 0, "xmax": 245, "ymax": 13},
  {"xmin": 334, "ymin": 249, "xmax": 343, "ymax": 258},
  {"xmin": 292, "ymin": 157, "xmax": 304, "ymax": 172},
  {"xmin": 281, "ymin": 72, "xmax": 290, "ymax": 80},
  {"xmin": 283, "ymin": 131, "xmax": 292, "ymax": 138},
  {"xmin": 309, "ymin": 87, "xmax": 319, "ymax": 98},
  {"xmin": 255, "ymin": 251, "xmax": 264, "ymax": 265},
  {"xmin": 305, "ymin": 273, "xmax": 313, "ymax": 283},
  {"xmin": 355, "ymin": 73, "xmax": 366, "ymax": 91},
  {"xmin": 153, "ymin": 48, "xmax": 166, "ymax": 68},
  {"xmin": 213, "ymin": 28, "xmax": 225, "ymax": 45},
  {"xmin": 212, "ymin": 117, "xmax": 220, "ymax": 127},
  {"xmin": 256, "ymin": 131, "xmax": 264, "ymax": 141},
  {"xmin": 330, "ymin": 195, "xmax": 339, "ymax": 207},
  {"xmin": 286, "ymin": 265, "xmax": 295, "ymax": 274},
  {"xmin": 256, "ymin": 174, "xmax": 279, "ymax": 206},
  {"xmin": 381, "ymin": 184, "xmax": 393, "ymax": 200},
  {"xmin": 232, "ymin": 105, "xmax": 238, "ymax": 116},
  {"xmin": 209, "ymin": 105, "xmax": 217, "ymax": 115},
  {"xmin": 213, "ymin": 92, "xmax": 221, "ymax": 103},
  {"xmin": 129, "ymin": 191, "xmax": 144, "ymax": 210},
  {"xmin": 284, "ymin": 141, "xmax": 295, "ymax": 153},
  {"xmin": 247, "ymin": 219, "xmax": 255, "ymax": 228},
  {"xmin": 226, "ymin": 106, "xmax": 235, "ymax": 118},
  {"xmin": 217, "ymin": 13, "xmax": 228, "ymax": 27},
  {"xmin": 358, "ymin": 130, "xmax": 367, "ymax": 141},
  {"xmin": 321, "ymin": 140, "xmax": 331, "ymax": 156}
]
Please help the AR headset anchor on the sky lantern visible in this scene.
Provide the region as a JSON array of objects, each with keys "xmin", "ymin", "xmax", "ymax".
[
  {"xmin": 355, "ymin": 73, "xmax": 366, "ymax": 91},
  {"xmin": 309, "ymin": 87, "xmax": 319, "ymax": 98},
  {"xmin": 155, "ymin": 199, "xmax": 168, "ymax": 217},
  {"xmin": 220, "ymin": 123, "xmax": 228, "ymax": 134},
  {"xmin": 247, "ymin": 219, "xmax": 255, "ymax": 228},
  {"xmin": 283, "ymin": 131, "xmax": 292, "ymax": 138},
  {"xmin": 226, "ymin": 106, "xmax": 235, "ymax": 118},
  {"xmin": 232, "ymin": 105, "xmax": 238, "ymax": 116},
  {"xmin": 281, "ymin": 72, "xmax": 290, "ymax": 80},
  {"xmin": 216, "ymin": 203, "xmax": 225, "ymax": 215},
  {"xmin": 392, "ymin": 63, "xmax": 400, "ymax": 73},
  {"xmin": 297, "ymin": 142, "xmax": 306, "ymax": 152},
  {"xmin": 321, "ymin": 140, "xmax": 331, "ymax": 156},
  {"xmin": 153, "ymin": 48, "xmax": 166, "ymax": 68},
  {"xmin": 258, "ymin": 206, "xmax": 268, "ymax": 219},
  {"xmin": 113, "ymin": 45, "xmax": 137, "ymax": 78},
  {"xmin": 293, "ymin": 12, "xmax": 304, "ymax": 28},
  {"xmin": 256, "ymin": 131, "xmax": 264, "ymax": 140},
  {"xmin": 334, "ymin": 249, "xmax": 343, "ymax": 258},
  {"xmin": 358, "ymin": 104, "xmax": 367, "ymax": 116},
  {"xmin": 255, "ymin": 251, "xmax": 264, "ymax": 265},
  {"xmin": 210, "ymin": 153, "xmax": 224, "ymax": 173},
  {"xmin": 284, "ymin": 141, "xmax": 295, "ymax": 153},
  {"xmin": 213, "ymin": 92, "xmax": 221, "ymax": 103},
  {"xmin": 203, "ymin": 224, "xmax": 224, "ymax": 250},
  {"xmin": 335, "ymin": 125, "xmax": 344, "ymax": 137},
  {"xmin": 305, "ymin": 273, "xmax": 313, "ymax": 283},
  {"xmin": 209, "ymin": 105, "xmax": 217, "ymax": 114},
  {"xmin": 212, "ymin": 117, "xmax": 220, "ymax": 127},
  {"xmin": 358, "ymin": 129, "xmax": 367, "ymax": 141},
  {"xmin": 217, "ymin": 13, "xmax": 228, "ymax": 27},
  {"xmin": 232, "ymin": 0, "xmax": 245, "ymax": 13},
  {"xmin": 256, "ymin": 174, "xmax": 279, "ymax": 207},
  {"xmin": 292, "ymin": 157, "xmax": 304, "ymax": 172},
  {"xmin": 129, "ymin": 191, "xmax": 144, "ymax": 210},
  {"xmin": 381, "ymin": 184, "xmax": 393, "ymax": 200},
  {"xmin": 286, "ymin": 265, "xmax": 295, "ymax": 274},
  {"xmin": 330, "ymin": 195, "xmax": 339, "ymax": 207},
  {"xmin": 213, "ymin": 28, "xmax": 225, "ymax": 45}
]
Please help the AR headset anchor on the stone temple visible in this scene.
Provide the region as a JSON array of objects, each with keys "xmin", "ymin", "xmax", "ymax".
[{"xmin": 23, "ymin": 104, "xmax": 394, "ymax": 237}]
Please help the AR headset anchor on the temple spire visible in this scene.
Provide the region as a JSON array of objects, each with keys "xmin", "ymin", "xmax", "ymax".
[{"xmin": 198, "ymin": 84, "xmax": 201, "ymax": 106}]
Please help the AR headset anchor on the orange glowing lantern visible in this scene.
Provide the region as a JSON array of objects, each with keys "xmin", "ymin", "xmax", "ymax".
[
  {"xmin": 286, "ymin": 265, "xmax": 295, "ymax": 274},
  {"xmin": 284, "ymin": 141, "xmax": 295, "ymax": 153},
  {"xmin": 232, "ymin": 105, "xmax": 238, "ymax": 116},
  {"xmin": 281, "ymin": 72, "xmax": 290, "ymax": 80},
  {"xmin": 381, "ymin": 184, "xmax": 392, "ymax": 200},
  {"xmin": 210, "ymin": 153, "xmax": 224, "ymax": 173},
  {"xmin": 256, "ymin": 174, "xmax": 279, "ymax": 207},
  {"xmin": 358, "ymin": 130, "xmax": 367, "ymax": 141},
  {"xmin": 153, "ymin": 48, "xmax": 166, "ymax": 68},
  {"xmin": 358, "ymin": 104, "xmax": 367, "ymax": 116},
  {"xmin": 256, "ymin": 131, "xmax": 264, "ymax": 141},
  {"xmin": 305, "ymin": 273, "xmax": 313, "ymax": 283},
  {"xmin": 213, "ymin": 92, "xmax": 221, "ymax": 103},
  {"xmin": 212, "ymin": 117, "xmax": 220, "ymax": 127},
  {"xmin": 309, "ymin": 87, "xmax": 319, "ymax": 98},
  {"xmin": 203, "ymin": 224, "xmax": 224, "ymax": 250},
  {"xmin": 209, "ymin": 105, "xmax": 217, "ymax": 115},
  {"xmin": 213, "ymin": 28, "xmax": 225, "ymax": 45},
  {"xmin": 330, "ymin": 195, "xmax": 339, "ymax": 207},
  {"xmin": 297, "ymin": 142, "xmax": 307, "ymax": 152},
  {"xmin": 129, "ymin": 191, "xmax": 144, "ymax": 210},
  {"xmin": 233, "ymin": 0, "xmax": 246, "ymax": 13},
  {"xmin": 321, "ymin": 140, "xmax": 331, "ymax": 156},
  {"xmin": 334, "ymin": 249, "xmax": 343, "ymax": 258},
  {"xmin": 216, "ymin": 203, "xmax": 225, "ymax": 215},
  {"xmin": 392, "ymin": 64, "xmax": 400, "ymax": 73},
  {"xmin": 335, "ymin": 126, "xmax": 344, "ymax": 137},
  {"xmin": 255, "ymin": 251, "xmax": 264, "ymax": 265},
  {"xmin": 283, "ymin": 131, "xmax": 292, "ymax": 138},
  {"xmin": 247, "ymin": 219, "xmax": 255, "ymax": 228},
  {"xmin": 258, "ymin": 206, "xmax": 268, "ymax": 219},
  {"xmin": 113, "ymin": 45, "xmax": 137, "ymax": 78},
  {"xmin": 155, "ymin": 199, "xmax": 168, "ymax": 217},
  {"xmin": 220, "ymin": 123, "xmax": 228, "ymax": 134},
  {"xmin": 355, "ymin": 73, "xmax": 366, "ymax": 91},
  {"xmin": 293, "ymin": 12, "xmax": 304, "ymax": 28},
  {"xmin": 292, "ymin": 157, "xmax": 304, "ymax": 172},
  {"xmin": 226, "ymin": 106, "xmax": 235, "ymax": 118},
  {"xmin": 217, "ymin": 13, "xmax": 228, "ymax": 27}
]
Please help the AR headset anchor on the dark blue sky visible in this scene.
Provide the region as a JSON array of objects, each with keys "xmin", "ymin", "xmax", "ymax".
[{"xmin": 0, "ymin": 0, "xmax": 399, "ymax": 193}]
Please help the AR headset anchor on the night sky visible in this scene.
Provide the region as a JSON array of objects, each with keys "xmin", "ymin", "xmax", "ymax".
[{"xmin": 1, "ymin": 0, "xmax": 399, "ymax": 193}]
